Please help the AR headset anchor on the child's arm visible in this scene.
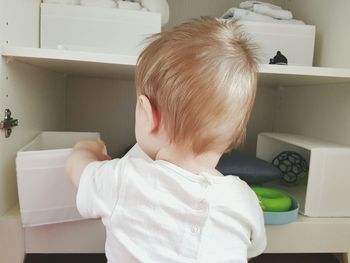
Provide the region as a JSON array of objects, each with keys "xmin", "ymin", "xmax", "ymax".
[{"xmin": 66, "ymin": 140, "xmax": 111, "ymax": 188}]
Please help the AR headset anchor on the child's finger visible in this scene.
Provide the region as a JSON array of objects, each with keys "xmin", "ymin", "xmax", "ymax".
[
  {"xmin": 97, "ymin": 139, "xmax": 108, "ymax": 155},
  {"xmin": 99, "ymin": 153, "xmax": 112, "ymax": 161}
]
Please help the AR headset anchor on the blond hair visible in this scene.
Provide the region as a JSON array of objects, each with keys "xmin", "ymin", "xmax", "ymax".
[{"xmin": 135, "ymin": 17, "xmax": 258, "ymax": 154}]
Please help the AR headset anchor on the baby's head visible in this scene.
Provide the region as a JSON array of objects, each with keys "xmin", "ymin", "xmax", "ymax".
[{"xmin": 135, "ymin": 17, "xmax": 258, "ymax": 157}]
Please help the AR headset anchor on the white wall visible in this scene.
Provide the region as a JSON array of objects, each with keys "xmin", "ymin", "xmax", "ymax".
[
  {"xmin": 274, "ymin": 1, "xmax": 350, "ymax": 146},
  {"xmin": 243, "ymin": 87, "xmax": 278, "ymax": 154},
  {"xmin": 165, "ymin": 0, "xmax": 236, "ymax": 29},
  {"xmin": 274, "ymin": 83, "xmax": 350, "ymax": 146},
  {"xmin": 66, "ymin": 77, "xmax": 137, "ymax": 158},
  {"xmin": 286, "ymin": 0, "xmax": 350, "ymax": 68}
]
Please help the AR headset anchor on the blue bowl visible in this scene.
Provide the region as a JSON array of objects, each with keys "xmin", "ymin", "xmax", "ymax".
[{"xmin": 263, "ymin": 192, "xmax": 299, "ymax": 225}]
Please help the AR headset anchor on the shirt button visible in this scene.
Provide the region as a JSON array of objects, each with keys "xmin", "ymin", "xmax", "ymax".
[
  {"xmin": 201, "ymin": 181, "xmax": 209, "ymax": 188},
  {"xmin": 198, "ymin": 201, "xmax": 208, "ymax": 211},
  {"xmin": 190, "ymin": 225, "xmax": 200, "ymax": 234}
]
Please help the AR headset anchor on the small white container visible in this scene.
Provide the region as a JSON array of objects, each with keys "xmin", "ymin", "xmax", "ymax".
[
  {"xmin": 240, "ymin": 21, "xmax": 316, "ymax": 66},
  {"xmin": 16, "ymin": 131, "xmax": 100, "ymax": 227},
  {"xmin": 40, "ymin": 3, "xmax": 161, "ymax": 56},
  {"xmin": 256, "ymin": 132, "xmax": 350, "ymax": 217}
]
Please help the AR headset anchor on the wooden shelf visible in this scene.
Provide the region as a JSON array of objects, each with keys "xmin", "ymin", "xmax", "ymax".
[{"xmin": 2, "ymin": 46, "xmax": 350, "ymax": 85}]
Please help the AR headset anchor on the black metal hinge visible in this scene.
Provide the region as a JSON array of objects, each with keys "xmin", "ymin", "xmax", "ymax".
[{"xmin": 0, "ymin": 109, "xmax": 18, "ymax": 138}]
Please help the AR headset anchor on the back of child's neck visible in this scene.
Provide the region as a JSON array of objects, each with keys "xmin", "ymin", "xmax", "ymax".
[{"xmin": 155, "ymin": 144, "xmax": 223, "ymax": 176}]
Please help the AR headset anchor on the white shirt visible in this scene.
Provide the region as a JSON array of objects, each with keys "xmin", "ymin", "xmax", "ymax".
[{"xmin": 77, "ymin": 155, "xmax": 266, "ymax": 262}]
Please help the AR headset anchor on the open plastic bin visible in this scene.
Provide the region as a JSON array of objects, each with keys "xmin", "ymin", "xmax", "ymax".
[
  {"xmin": 239, "ymin": 21, "xmax": 315, "ymax": 66},
  {"xmin": 41, "ymin": 3, "xmax": 161, "ymax": 55},
  {"xmin": 16, "ymin": 131, "xmax": 100, "ymax": 227}
]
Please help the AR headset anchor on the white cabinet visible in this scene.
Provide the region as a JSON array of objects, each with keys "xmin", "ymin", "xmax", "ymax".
[{"xmin": 1, "ymin": 0, "xmax": 350, "ymax": 262}]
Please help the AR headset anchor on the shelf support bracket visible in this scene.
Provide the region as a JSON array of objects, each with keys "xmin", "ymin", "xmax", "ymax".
[{"xmin": 3, "ymin": 56, "xmax": 15, "ymax": 64}]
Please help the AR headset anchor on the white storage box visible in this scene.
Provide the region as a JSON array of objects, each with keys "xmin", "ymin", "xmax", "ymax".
[
  {"xmin": 256, "ymin": 133, "xmax": 350, "ymax": 217},
  {"xmin": 40, "ymin": 3, "xmax": 161, "ymax": 56},
  {"xmin": 16, "ymin": 131, "xmax": 100, "ymax": 227},
  {"xmin": 240, "ymin": 21, "xmax": 315, "ymax": 66}
]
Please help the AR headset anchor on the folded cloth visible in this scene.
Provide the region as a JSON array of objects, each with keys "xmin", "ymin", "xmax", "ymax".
[
  {"xmin": 80, "ymin": 0, "xmax": 116, "ymax": 8},
  {"xmin": 221, "ymin": 7, "xmax": 275, "ymax": 22},
  {"xmin": 274, "ymin": 19, "xmax": 305, "ymax": 25},
  {"xmin": 43, "ymin": 0, "xmax": 80, "ymax": 4},
  {"xmin": 43, "ymin": 0, "xmax": 60, "ymax": 3},
  {"xmin": 221, "ymin": 8, "xmax": 305, "ymax": 24},
  {"xmin": 221, "ymin": 7, "xmax": 249, "ymax": 19},
  {"xmin": 253, "ymin": 4, "xmax": 293, "ymax": 20},
  {"xmin": 117, "ymin": 1, "xmax": 142, "ymax": 10},
  {"xmin": 240, "ymin": 1, "xmax": 282, "ymax": 10},
  {"xmin": 60, "ymin": 0, "xmax": 80, "ymax": 4},
  {"xmin": 240, "ymin": 11, "xmax": 275, "ymax": 22}
]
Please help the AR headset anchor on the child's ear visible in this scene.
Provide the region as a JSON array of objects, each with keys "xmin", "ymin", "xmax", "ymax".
[{"xmin": 138, "ymin": 95, "xmax": 160, "ymax": 133}]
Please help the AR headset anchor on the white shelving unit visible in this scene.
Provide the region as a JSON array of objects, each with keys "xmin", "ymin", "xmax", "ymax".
[
  {"xmin": 2, "ymin": 46, "xmax": 350, "ymax": 263},
  {"xmin": 3, "ymin": 46, "xmax": 350, "ymax": 85},
  {"xmin": 1, "ymin": 1, "xmax": 350, "ymax": 262},
  {"xmin": 2, "ymin": 44, "xmax": 350, "ymax": 262}
]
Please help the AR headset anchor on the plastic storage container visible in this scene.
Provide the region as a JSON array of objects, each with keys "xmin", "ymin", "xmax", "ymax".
[
  {"xmin": 40, "ymin": 3, "xmax": 161, "ymax": 56},
  {"xmin": 16, "ymin": 131, "xmax": 100, "ymax": 227},
  {"xmin": 240, "ymin": 21, "xmax": 316, "ymax": 66},
  {"xmin": 257, "ymin": 132, "xmax": 350, "ymax": 217}
]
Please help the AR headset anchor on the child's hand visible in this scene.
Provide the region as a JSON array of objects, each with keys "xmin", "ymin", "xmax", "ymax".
[
  {"xmin": 66, "ymin": 139, "xmax": 111, "ymax": 187},
  {"xmin": 73, "ymin": 139, "xmax": 111, "ymax": 161}
]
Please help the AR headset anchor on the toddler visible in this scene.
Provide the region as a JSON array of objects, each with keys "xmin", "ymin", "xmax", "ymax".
[{"xmin": 66, "ymin": 17, "xmax": 266, "ymax": 262}]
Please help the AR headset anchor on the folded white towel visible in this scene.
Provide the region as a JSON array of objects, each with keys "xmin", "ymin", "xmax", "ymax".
[
  {"xmin": 80, "ymin": 0, "xmax": 116, "ymax": 8},
  {"xmin": 43, "ymin": 0, "xmax": 80, "ymax": 4},
  {"xmin": 274, "ymin": 19, "xmax": 305, "ymax": 25},
  {"xmin": 117, "ymin": 1, "xmax": 142, "ymax": 10},
  {"xmin": 221, "ymin": 7, "xmax": 249, "ymax": 19},
  {"xmin": 221, "ymin": 7, "xmax": 305, "ymax": 25},
  {"xmin": 43, "ymin": 0, "xmax": 60, "ymax": 3},
  {"xmin": 240, "ymin": 1, "xmax": 282, "ymax": 10},
  {"xmin": 240, "ymin": 12, "xmax": 275, "ymax": 22},
  {"xmin": 253, "ymin": 4, "xmax": 293, "ymax": 20},
  {"xmin": 60, "ymin": 0, "xmax": 80, "ymax": 4},
  {"xmin": 221, "ymin": 8, "xmax": 274, "ymax": 22}
]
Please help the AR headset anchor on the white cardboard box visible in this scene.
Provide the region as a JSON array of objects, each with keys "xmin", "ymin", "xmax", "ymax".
[
  {"xmin": 256, "ymin": 132, "xmax": 350, "ymax": 217},
  {"xmin": 16, "ymin": 131, "xmax": 100, "ymax": 227},
  {"xmin": 240, "ymin": 21, "xmax": 316, "ymax": 66},
  {"xmin": 40, "ymin": 3, "xmax": 161, "ymax": 56}
]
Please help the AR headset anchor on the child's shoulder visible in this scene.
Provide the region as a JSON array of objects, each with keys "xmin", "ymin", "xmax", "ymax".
[
  {"xmin": 220, "ymin": 174, "xmax": 253, "ymax": 193},
  {"xmin": 119, "ymin": 154, "xmax": 156, "ymax": 175},
  {"xmin": 216, "ymin": 175, "xmax": 260, "ymax": 211}
]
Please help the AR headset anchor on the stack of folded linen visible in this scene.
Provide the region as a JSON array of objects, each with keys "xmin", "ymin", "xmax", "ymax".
[
  {"xmin": 221, "ymin": 0, "xmax": 305, "ymax": 25},
  {"xmin": 42, "ymin": 0, "xmax": 117, "ymax": 7},
  {"xmin": 42, "ymin": 0, "xmax": 169, "ymax": 25},
  {"xmin": 43, "ymin": 0, "xmax": 80, "ymax": 4},
  {"xmin": 81, "ymin": 0, "xmax": 117, "ymax": 8}
]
